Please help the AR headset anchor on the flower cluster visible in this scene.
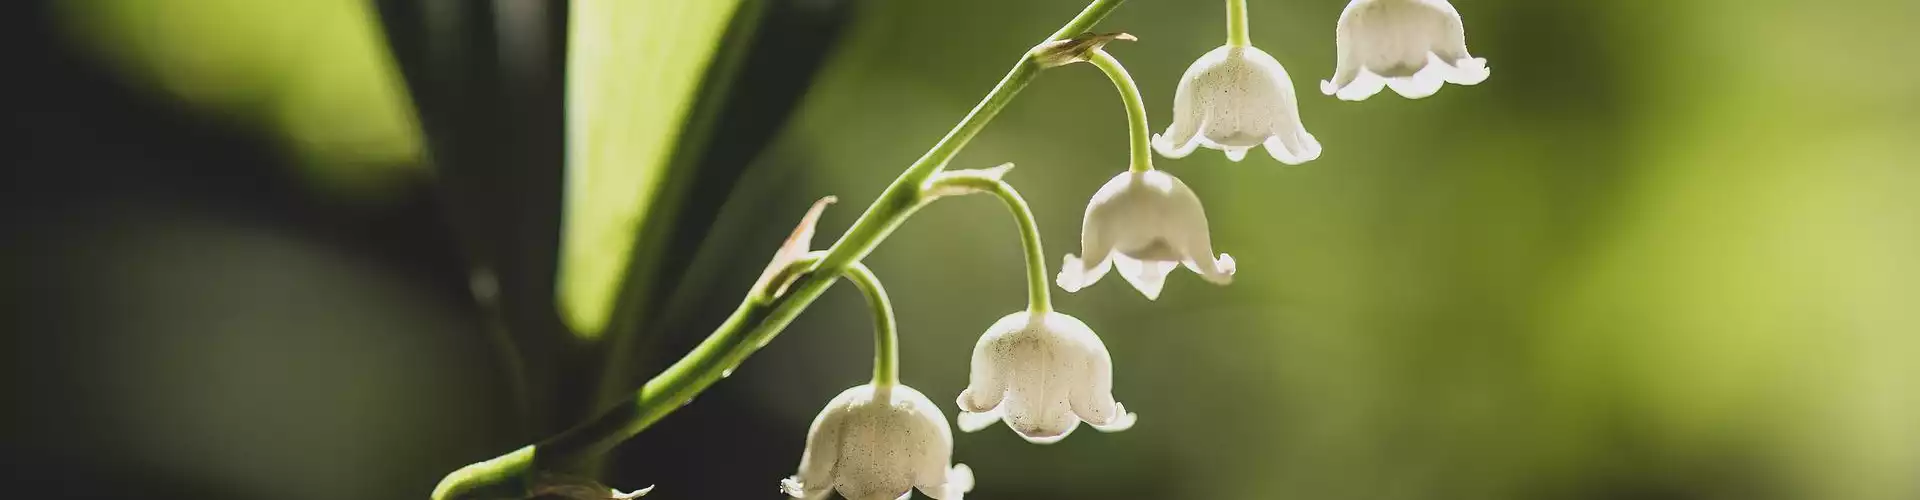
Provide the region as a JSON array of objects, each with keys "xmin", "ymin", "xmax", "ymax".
[
  {"xmin": 782, "ymin": 0, "xmax": 1487, "ymax": 497},
  {"xmin": 425, "ymin": 2, "xmax": 1492, "ymax": 499},
  {"xmin": 1160, "ymin": 0, "xmax": 1489, "ymax": 163}
]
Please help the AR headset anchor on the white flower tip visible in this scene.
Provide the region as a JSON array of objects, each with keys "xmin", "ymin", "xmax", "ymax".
[
  {"xmin": 948, "ymin": 464, "xmax": 975, "ymax": 494},
  {"xmin": 1264, "ymin": 134, "xmax": 1321, "ymax": 165},
  {"xmin": 779, "ymin": 477, "xmax": 805, "ymax": 497},
  {"xmin": 1319, "ymin": 78, "xmax": 1340, "ymax": 96},
  {"xmin": 1151, "ymin": 133, "xmax": 1193, "ymax": 159},
  {"xmin": 1136, "ymin": 282, "xmax": 1164, "ymax": 301},
  {"xmin": 956, "ymin": 410, "xmax": 999, "ymax": 433},
  {"xmin": 1090, "ymin": 403, "xmax": 1137, "ymax": 432},
  {"xmin": 1333, "ymin": 71, "xmax": 1387, "ymax": 101},
  {"xmin": 1213, "ymin": 253, "xmax": 1237, "ymax": 283},
  {"xmin": 955, "ymin": 387, "xmax": 1000, "ymax": 414},
  {"xmin": 1224, "ymin": 147, "xmax": 1249, "ymax": 162},
  {"xmin": 1338, "ymin": 86, "xmax": 1381, "ymax": 101},
  {"xmin": 1450, "ymin": 57, "xmax": 1490, "ymax": 85},
  {"xmin": 1386, "ymin": 73, "xmax": 1443, "ymax": 99},
  {"xmin": 1115, "ymin": 257, "xmax": 1173, "ymax": 301},
  {"xmin": 1056, "ymin": 254, "xmax": 1091, "ymax": 292},
  {"xmin": 1011, "ymin": 424, "xmax": 1074, "ymax": 445},
  {"xmin": 611, "ymin": 485, "xmax": 654, "ymax": 499}
]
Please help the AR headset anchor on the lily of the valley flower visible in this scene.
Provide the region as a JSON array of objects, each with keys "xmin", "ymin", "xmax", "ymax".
[
  {"xmin": 957, "ymin": 310, "xmax": 1136, "ymax": 443},
  {"xmin": 783, "ymin": 383, "xmax": 974, "ymax": 500},
  {"xmin": 1322, "ymin": 0, "xmax": 1490, "ymax": 101},
  {"xmin": 1058, "ymin": 170, "xmax": 1235, "ymax": 300},
  {"xmin": 1153, "ymin": 45, "xmax": 1321, "ymax": 164}
]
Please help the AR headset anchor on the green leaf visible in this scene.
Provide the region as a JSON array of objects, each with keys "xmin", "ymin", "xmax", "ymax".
[
  {"xmin": 57, "ymin": 0, "xmax": 425, "ymax": 200},
  {"xmin": 560, "ymin": 0, "xmax": 750, "ymax": 338}
]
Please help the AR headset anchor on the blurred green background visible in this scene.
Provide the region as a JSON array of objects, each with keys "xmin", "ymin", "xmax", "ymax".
[{"xmin": 6, "ymin": 0, "xmax": 1917, "ymax": 499}]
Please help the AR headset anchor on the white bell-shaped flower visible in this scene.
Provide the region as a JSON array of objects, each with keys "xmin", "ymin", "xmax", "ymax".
[
  {"xmin": 956, "ymin": 310, "xmax": 1137, "ymax": 444},
  {"xmin": 782, "ymin": 383, "xmax": 974, "ymax": 500},
  {"xmin": 1057, "ymin": 170, "xmax": 1235, "ymax": 300},
  {"xmin": 1322, "ymin": 0, "xmax": 1490, "ymax": 101},
  {"xmin": 1153, "ymin": 45, "xmax": 1321, "ymax": 164}
]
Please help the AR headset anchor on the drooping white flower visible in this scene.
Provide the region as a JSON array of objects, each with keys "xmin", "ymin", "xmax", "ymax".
[
  {"xmin": 956, "ymin": 310, "xmax": 1137, "ymax": 443},
  {"xmin": 1322, "ymin": 0, "xmax": 1490, "ymax": 101},
  {"xmin": 782, "ymin": 384, "xmax": 974, "ymax": 500},
  {"xmin": 1058, "ymin": 170, "xmax": 1235, "ymax": 300},
  {"xmin": 1153, "ymin": 45, "xmax": 1321, "ymax": 164}
]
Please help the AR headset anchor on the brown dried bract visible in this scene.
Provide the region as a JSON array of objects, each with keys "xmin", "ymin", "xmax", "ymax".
[
  {"xmin": 1032, "ymin": 31, "xmax": 1137, "ymax": 68},
  {"xmin": 753, "ymin": 196, "xmax": 837, "ymax": 299}
]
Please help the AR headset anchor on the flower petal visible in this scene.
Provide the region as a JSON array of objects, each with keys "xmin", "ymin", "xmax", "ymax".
[
  {"xmin": 1222, "ymin": 146, "xmax": 1250, "ymax": 162},
  {"xmin": 958, "ymin": 332, "xmax": 1008, "ymax": 413},
  {"xmin": 1324, "ymin": 6, "xmax": 1361, "ymax": 96},
  {"xmin": 918, "ymin": 464, "xmax": 974, "ymax": 500},
  {"xmin": 1334, "ymin": 69, "xmax": 1388, "ymax": 101},
  {"xmin": 779, "ymin": 477, "xmax": 827, "ymax": 500},
  {"xmin": 790, "ymin": 391, "xmax": 846, "ymax": 498},
  {"xmin": 1007, "ymin": 417, "xmax": 1078, "ymax": 445},
  {"xmin": 1429, "ymin": 0, "xmax": 1479, "ymax": 69},
  {"xmin": 1153, "ymin": 78, "xmax": 1205, "ymax": 159},
  {"xmin": 1441, "ymin": 56, "xmax": 1489, "ymax": 85},
  {"xmin": 1263, "ymin": 130, "xmax": 1321, "ymax": 165},
  {"xmin": 1182, "ymin": 252, "xmax": 1237, "ymax": 285},
  {"xmin": 1152, "ymin": 131, "xmax": 1202, "ymax": 159},
  {"xmin": 1061, "ymin": 191, "xmax": 1118, "ymax": 293},
  {"xmin": 1088, "ymin": 402, "xmax": 1137, "ymax": 433},
  {"xmin": 1114, "ymin": 255, "xmax": 1177, "ymax": 300},
  {"xmin": 1068, "ymin": 368, "xmax": 1123, "ymax": 429},
  {"xmin": 956, "ymin": 409, "xmax": 1001, "ymax": 433},
  {"xmin": 1154, "ymin": 47, "xmax": 1211, "ymax": 160},
  {"xmin": 1056, "ymin": 252, "xmax": 1111, "ymax": 293},
  {"xmin": 1385, "ymin": 56, "xmax": 1448, "ymax": 99}
]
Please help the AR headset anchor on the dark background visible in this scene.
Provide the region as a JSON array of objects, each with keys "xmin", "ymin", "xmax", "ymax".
[{"xmin": 6, "ymin": 0, "xmax": 1919, "ymax": 499}]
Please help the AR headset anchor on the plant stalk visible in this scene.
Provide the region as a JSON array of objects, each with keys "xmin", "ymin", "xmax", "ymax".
[{"xmin": 428, "ymin": 1, "xmax": 1128, "ymax": 498}]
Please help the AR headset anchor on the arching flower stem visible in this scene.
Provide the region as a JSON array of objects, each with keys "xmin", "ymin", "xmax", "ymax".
[
  {"xmin": 928, "ymin": 169, "xmax": 1053, "ymax": 314},
  {"xmin": 1227, "ymin": 0, "xmax": 1251, "ymax": 47},
  {"xmin": 430, "ymin": 1, "xmax": 1129, "ymax": 498},
  {"xmin": 1085, "ymin": 49, "xmax": 1154, "ymax": 174},
  {"xmin": 840, "ymin": 262, "xmax": 899, "ymax": 386}
]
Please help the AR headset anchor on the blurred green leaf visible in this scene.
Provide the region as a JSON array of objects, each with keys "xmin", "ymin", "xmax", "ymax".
[
  {"xmin": 57, "ymin": 0, "xmax": 424, "ymax": 199},
  {"xmin": 559, "ymin": 0, "xmax": 750, "ymax": 338}
]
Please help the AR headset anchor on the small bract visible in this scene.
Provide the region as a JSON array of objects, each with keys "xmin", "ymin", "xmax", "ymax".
[
  {"xmin": 1322, "ymin": 0, "xmax": 1489, "ymax": 101},
  {"xmin": 1059, "ymin": 170, "xmax": 1235, "ymax": 300},
  {"xmin": 957, "ymin": 310, "xmax": 1137, "ymax": 444},
  {"xmin": 783, "ymin": 384, "xmax": 974, "ymax": 500},
  {"xmin": 1153, "ymin": 45, "xmax": 1321, "ymax": 164}
]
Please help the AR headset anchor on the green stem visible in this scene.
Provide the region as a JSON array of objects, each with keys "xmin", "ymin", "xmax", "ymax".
[
  {"xmin": 929, "ymin": 171, "xmax": 1052, "ymax": 314},
  {"xmin": 430, "ymin": 1, "xmax": 1128, "ymax": 498},
  {"xmin": 1085, "ymin": 50, "xmax": 1153, "ymax": 173},
  {"xmin": 839, "ymin": 262, "xmax": 899, "ymax": 385},
  {"xmin": 1227, "ymin": 0, "xmax": 1250, "ymax": 46}
]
